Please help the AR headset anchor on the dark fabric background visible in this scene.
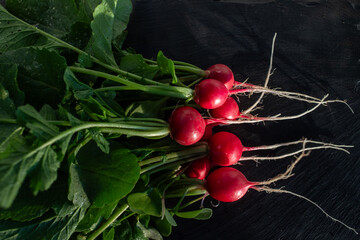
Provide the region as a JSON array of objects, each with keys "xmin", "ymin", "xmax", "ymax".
[{"xmin": 124, "ymin": 1, "xmax": 360, "ymax": 240}]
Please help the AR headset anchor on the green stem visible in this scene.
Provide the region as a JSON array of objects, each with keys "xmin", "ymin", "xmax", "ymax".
[
  {"xmin": 69, "ymin": 67, "xmax": 193, "ymax": 99},
  {"xmin": 144, "ymin": 58, "xmax": 203, "ymax": 70},
  {"xmin": 100, "ymin": 127, "xmax": 169, "ymax": 138},
  {"xmin": 89, "ymin": 57, "xmax": 163, "ymax": 86},
  {"xmin": 25, "ymin": 122, "xmax": 169, "ymax": 160},
  {"xmin": 161, "ymin": 104, "xmax": 199, "ymax": 111},
  {"xmin": 159, "ymin": 75, "xmax": 199, "ymax": 84},
  {"xmin": 141, "ymin": 154, "xmax": 208, "ymax": 175},
  {"xmin": 70, "ymin": 135, "xmax": 93, "ymax": 157},
  {"xmin": 69, "ymin": 66, "xmax": 148, "ymax": 91},
  {"xmin": 109, "ymin": 117, "xmax": 167, "ymax": 124},
  {"xmin": 0, "ymin": 118, "xmax": 17, "ymax": 124},
  {"xmin": 175, "ymin": 65, "xmax": 207, "ymax": 77},
  {"xmin": 94, "ymin": 86, "xmax": 139, "ymax": 92},
  {"xmin": 173, "ymin": 61, "xmax": 203, "ymax": 70},
  {"xmin": 178, "ymin": 195, "xmax": 207, "ymax": 211},
  {"xmin": 117, "ymin": 212, "xmax": 136, "ymax": 223},
  {"xmin": 139, "ymin": 144, "xmax": 208, "ymax": 167},
  {"xmin": 87, "ymin": 204, "xmax": 129, "ymax": 240},
  {"xmin": 187, "ymin": 77, "xmax": 204, "ymax": 88}
]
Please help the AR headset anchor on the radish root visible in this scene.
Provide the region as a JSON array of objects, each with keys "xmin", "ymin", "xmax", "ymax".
[
  {"xmin": 253, "ymin": 186, "xmax": 359, "ymax": 234},
  {"xmin": 205, "ymin": 94, "xmax": 332, "ymax": 125},
  {"xmin": 231, "ymin": 32, "xmax": 353, "ymax": 114},
  {"xmin": 230, "ymin": 87, "xmax": 354, "ymax": 113},
  {"xmin": 239, "ymin": 138, "xmax": 352, "ymax": 163},
  {"xmin": 247, "ymin": 143, "xmax": 358, "ymax": 234},
  {"xmin": 242, "ymin": 33, "xmax": 277, "ymax": 114}
]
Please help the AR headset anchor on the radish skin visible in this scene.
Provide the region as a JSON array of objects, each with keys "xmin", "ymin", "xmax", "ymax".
[
  {"xmin": 208, "ymin": 132, "xmax": 243, "ymax": 166},
  {"xmin": 194, "ymin": 79, "xmax": 229, "ymax": 109},
  {"xmin": 209, "ymin": 97, "xmax": 239, "ymax": 120},
  {"xmin": 206, "ymin": 64, "xmax": 235, "ymax": 90},
  {"xmin": 185, "ymin": 156, "xmax": 212, "ymax": 180},
  {"xmin": 169, "ymin": 106, "xmax": 206, "ymax": 146}
]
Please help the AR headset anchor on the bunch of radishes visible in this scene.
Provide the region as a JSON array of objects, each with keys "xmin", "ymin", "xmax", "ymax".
[{"xmin": 162, "ymin": 58, "xmax": 356, "ymax": 234}]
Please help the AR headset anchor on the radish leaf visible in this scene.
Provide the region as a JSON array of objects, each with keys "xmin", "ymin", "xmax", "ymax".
[
  {"xmin": 175, "ymin": 208, "xmax": 213, "ymax": 220},
  {"xmin": 88, "ymin": 0, "xmax": 132, "ymax": 66},
  {"xmin": 6, "ymin": 0, "xmax": 88, "ymax": 40},
  {"xmin": 127, "ymin": 188, "xmax": 162, "ymax": 217},
  {"xmin": 0, "ymin": 5, "xmax": 62, "ymax": 53},
  {"xmin": 0, "ymin": 203, "xmax": 88, "ymax": 240},
  {"xmin": 76, "ymin": 201, "xmax": 118, "ymax": 232},
  {"xmin": 0, "ymin": 64, "xmax": 24, "ymax": 107},
  {"xmin": 119, "ymin": 54, "xmax": 159, "ymax": 79},
  {"xmin": 0, "ymin": 48, "xmax": 67, "ymax": 108},
  {"xmin": 69, "ymin": 143, "xmax": 140, "ymax": 207},
  {"xmin": 157, "ymin": 51, "xmax": 178, "ymax": 84}
]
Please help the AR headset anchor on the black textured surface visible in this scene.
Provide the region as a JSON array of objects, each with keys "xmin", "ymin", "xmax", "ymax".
[{"xmin": 124, "ymin": 1, "xmax": 360, "ymax": 239}]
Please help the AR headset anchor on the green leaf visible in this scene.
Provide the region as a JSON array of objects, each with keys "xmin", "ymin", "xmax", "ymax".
[
  {"xmin": 131, "ymin": 222, "xmax": 148, "ymax": 240},
  {"xmin": 16, "ymin": 104, "xmax": 59, "ymax": 141},
  {"xmin": 88, "ymin": 0, "xmax": 132, "ymax": 66},
  {"xmin": 119, "ymin": 54, "xmax": 159, "ymax": 79},
  {"xmin": 96, "ymin": 91, "xmax": 125, "ymax": 117},
  {"xmin": 77, "ymin": 0, "xmax": 103, "ymax": 22},
  {"xmin": 164, "ymin": 209, "xmax": 177, "ymax": 226},
  {"xmin": 79, "ymin": 97, "xmax": 118, "ymax": 120},
  {"xmin": 136, "ymin": 221, "xmax": 162, "ymax": 240},
  {"xmin": 127, "ymin": 188, "xmax": 162, "ymax": 217},
  {"xmin": 0, "ymin": 128, "xmax": 37, "ymax": 209},
  {"xmin": 0, "ymin": 107, "xmax": 70, "ymax": 207},
  {"xmin": 64, "ymin": 68, "xmax": 94, "ymax": 100},
  {"xmin": 175, "ymin": 208, "xmax": 213, "ymax": 220},
  {"xmin": 0, "ymin": 48, "xmax": 67, "ymax": 108},
  {"xmin": 76, "ymin": 201, "xmax": 117, "ymax": 232},
  {"xmin": 69, "ymin": 143, "xmax": 140, "ymax": 207},
  {"xmin": 0, "ymin": 5, "xmax": 59, "ymax": 53},
  {"xmin": 39, "ymin": 104, "xmax": 57, "ymax": 121},
  {"xmin": 114, "ymin": 220, "xmax": 132, "ymax": 240},
  {"xmin": 125, "ymin": 99, "xmax": 166, "ymax": 118},
  {"xmin": 5, "ymin": 0, "xmax": 91, "ymax": 49},
  {"xmin": 78, "ymin": 52, "xmax": 94, "ymax": 68},
  {"xmin": 0, "ymin": 180, "xmax": 68, "ymax": 222},
  {"xmin": 0, "ymin": 78, "xmax": 21, "ymax": 144},
  {"xmin": 88, "ymin": 128, "xmax": 110, "ymax": 153},
  {"xmin": 154, "ymin": 217, "xmax": 172, "ymax": 237},
  {"xmin": 103, "ymin": 227, "xmax": 115, "ymax": 240},
  {"xmin": 0, "ymin": 64, "xmax": 24, "ymax": 107},
  {"xmin": 68, "ymin": 164, "xmax": 91, "ymax": 208},
  {"xmin": 0, "ymin": 205, "xmax": 87, "ymax": 240},
  {"xmin": 157, "ymin": 51, "xmax": 178, "ymax": 84},
  {"xmin": 29, "ymin": 146, "xmax": 62, "ymax": 195},
  {"xmin": 0, "ymin": 83, "xmax": 16, "ymax": 120}
]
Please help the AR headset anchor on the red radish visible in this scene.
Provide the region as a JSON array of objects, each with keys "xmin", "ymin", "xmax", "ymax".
[
  {"xmin": 169, "ymin": 106, "xmax": 205, "ymax": 146},
  {"xmin": 206, "ymin": 167, "xmax": 254, "ymax": 202},
  {"xmin": 185, "ymin": 156, "xmax": 211, "ymax": 180},
  {"xmin": 200, "ymin": 123, "xmax": 220, "ymax": 142},
  {"xmin": 194, "ymin": 79, "xmax": 228, "ymax": 109},
  {"xmin": 208, "ymin": 132, "xmax": 243, "ymax": 166},
  {"xmin": 206, "ymin": 64, "xmax": 235, "ymax": 90},
  {"xmin": 209, "ymin": 97, "xmax": 239, "ymax": 120}
]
